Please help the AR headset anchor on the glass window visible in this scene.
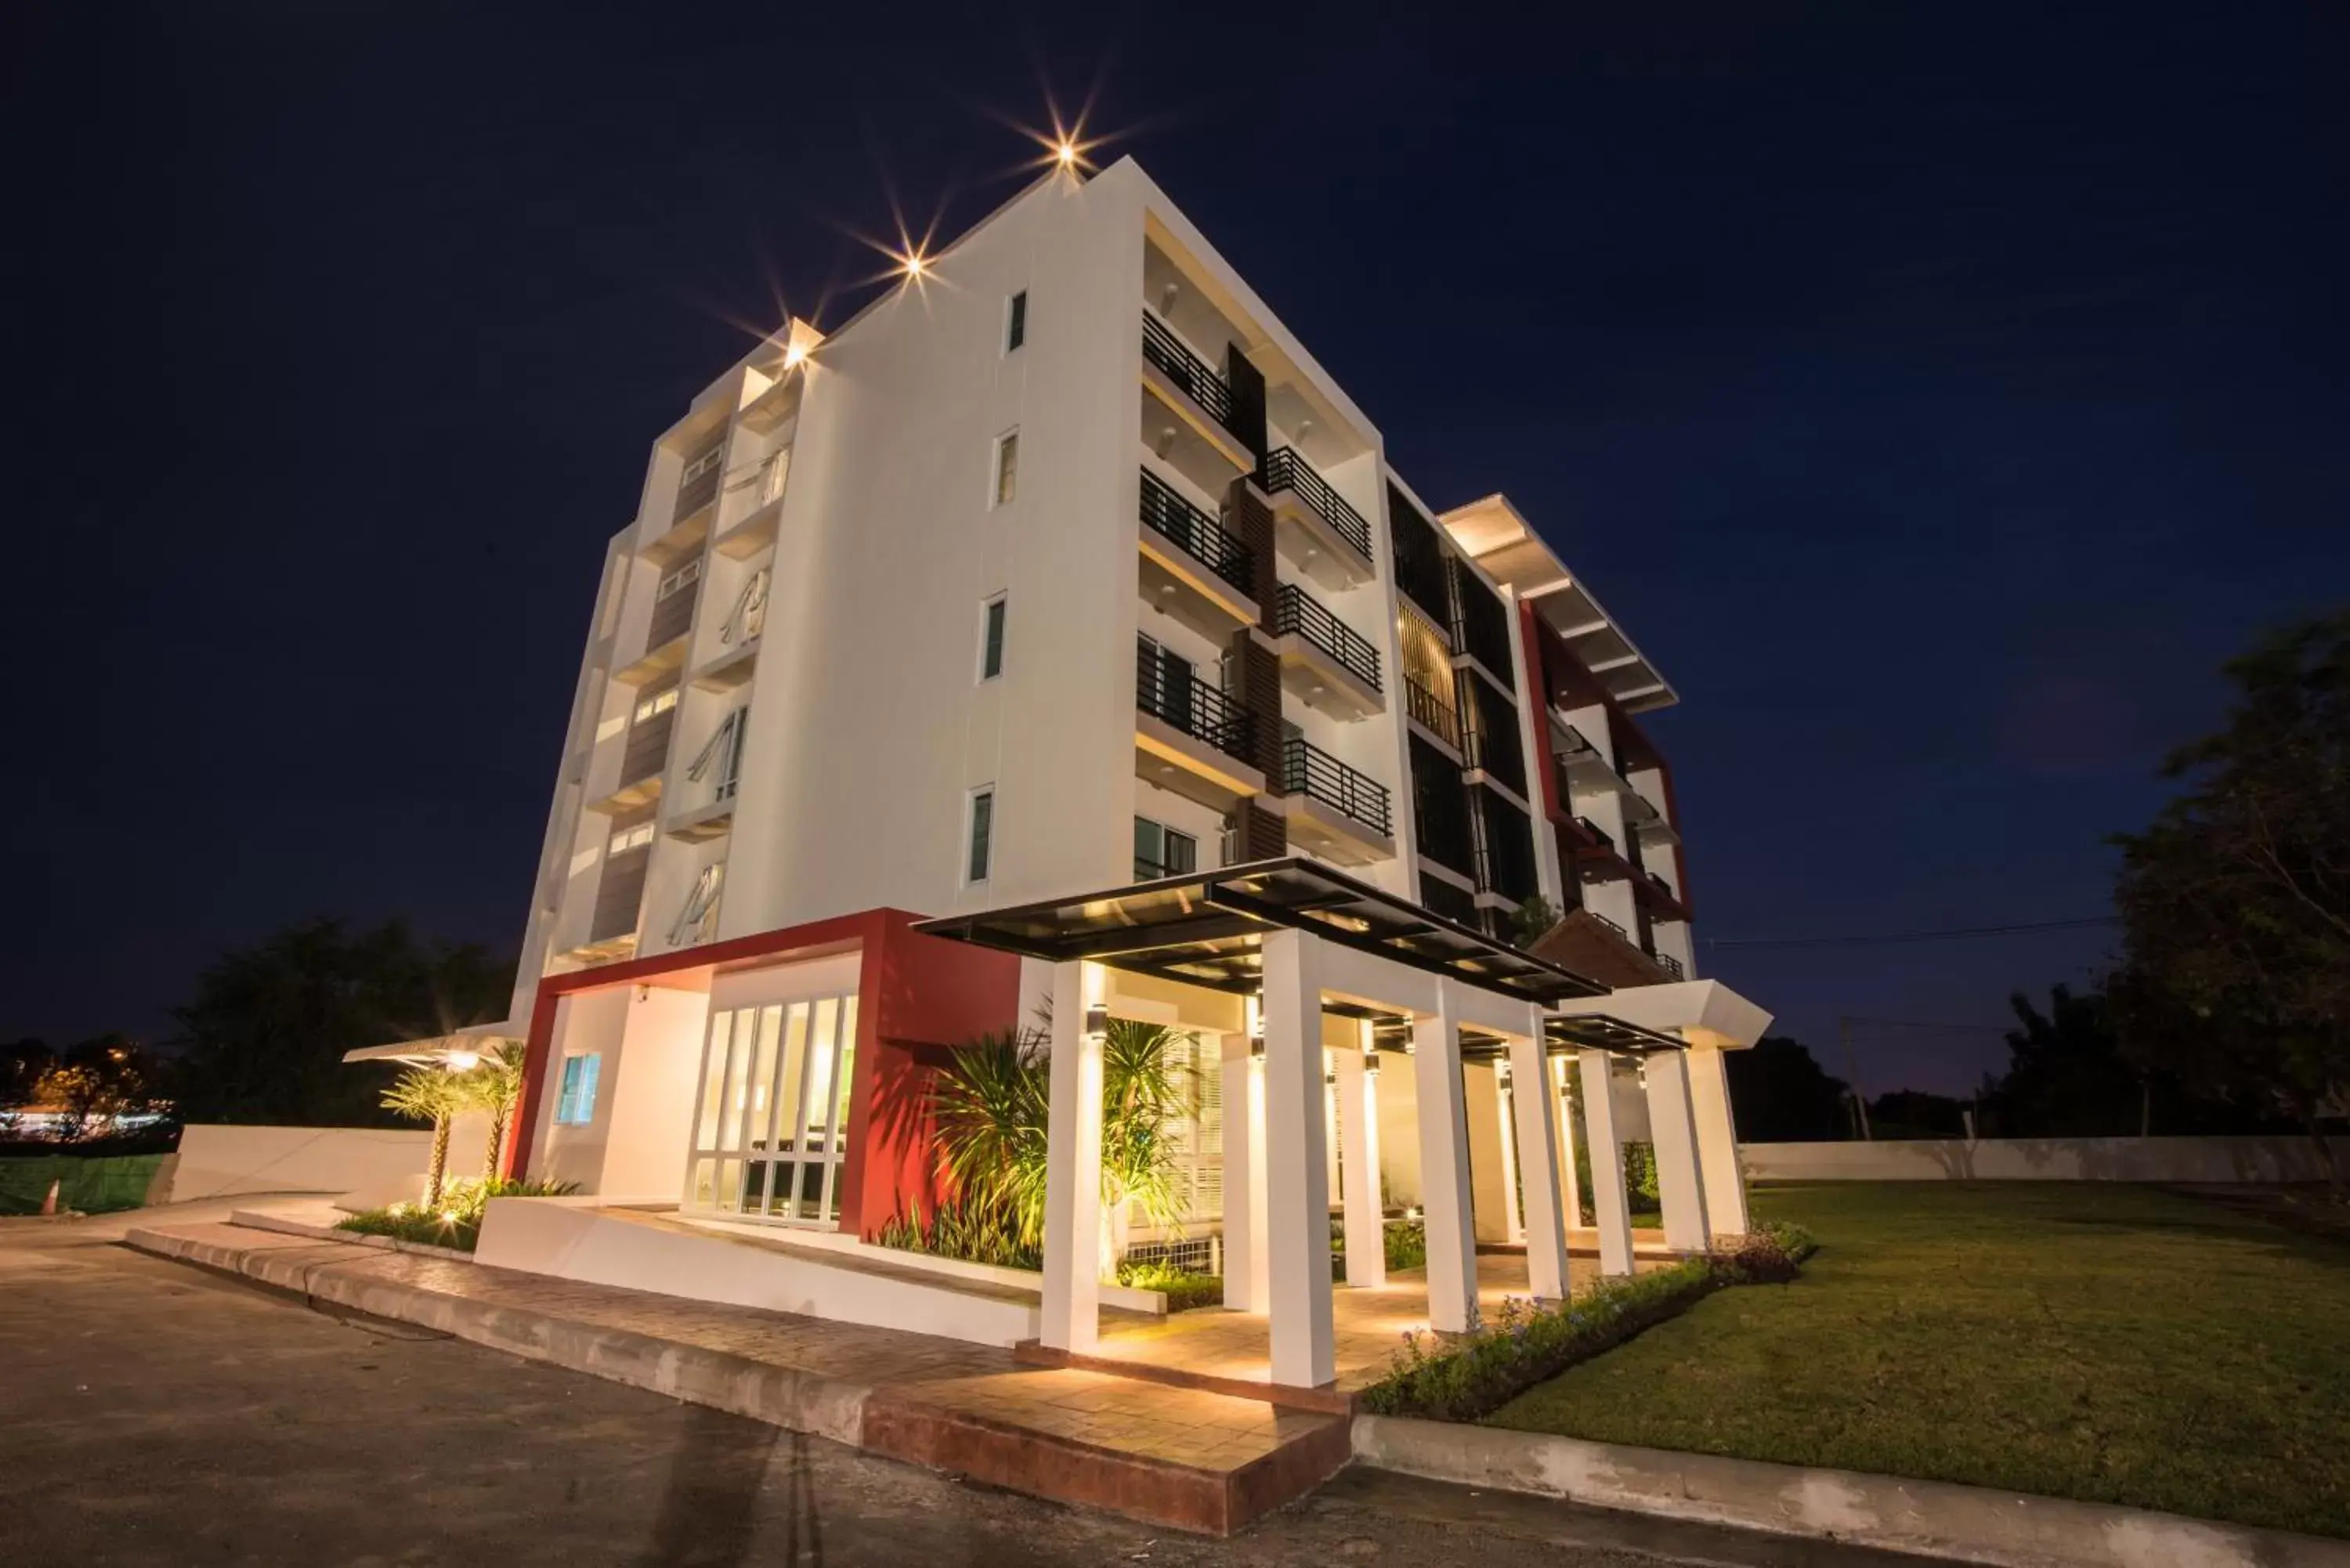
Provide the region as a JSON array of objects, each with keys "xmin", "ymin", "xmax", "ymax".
[
  {"xmin": 1005, "ymin": 290, "xmax": 1027, "ymax": 352},
  {"xmin": 1133, "ymin": 817, "xmax": 1196, "ymax": 881},
  {"xmin": 980, "ymin": 596, "xmax": 1007, "ymax": 680},
  {"xmin": 992, "ymin": 430, "xmax": 1018, "ymax": 506},
  {"xmin": 681, "ymin": 990, "xmax": 857, "ymax": 1230},
  {"xmin": 555, "ymin": 1054, "xmax": 601, "ymax": 1125},
  {"xmin": 967, "ymin": 788, "xmax": 994, "ymax": 883}
]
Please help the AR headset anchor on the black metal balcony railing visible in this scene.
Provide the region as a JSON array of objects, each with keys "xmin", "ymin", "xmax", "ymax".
[
  {"xmin": 1283, "ymin": 736, "xmax": 1391, "ymax": 836},
  {"xmin": 1654, "ymin": 952, "xmax": 1686, "ymax": 980},
  {"xmin": 1136, "ymin": 641, "xmax": 1256, "ymax": 765},
  {"xmin": 1142, "ymin": 313, "xmax": 1236, "ymax": 432},
  {"xmin": 1462, "ymin": 724, "xmax": 1508, "ymax": 779},
  {"xmin": 1575, "ymin": 815, "xmax": 1617, "ymax": 854},
  {"xmin": 1256, "ymin": 447, "xmax": 1373, "ymax": 562},
  {"xmin": 1588, "ymin": 908, "xmax": 1630, "ymax": 939},
  {"xmin": 1271, "ymin": 583, "xmax": 1380, "ymax": 692},
  {"xmin": 1139, "ymin": 470, "xmax": 1253, "ymax": 594},
  {"xmin": 1404, "ymin": 674, "xmax": 1461, "ymax": 748}
]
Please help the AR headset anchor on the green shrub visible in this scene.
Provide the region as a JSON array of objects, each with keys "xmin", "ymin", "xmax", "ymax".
[
  {"xmin": 1385, "ymin": 1219, "xmax": 1428, "ymax": 1272},
  {"xmin": 1358, "ymin": 1223, "xmax": 1817, "ymax": 1422},
  {"xmin": 877, "ymin": 1194, "xmax": 1043, "ymax": 1270},
  {"xmin": 334, "ymin": 1175, "xmax": 578, "ymax": 1254},
  {"xmin": 1117, "ymin": 1259, "xmax": 1224, "ymax": 1312}
]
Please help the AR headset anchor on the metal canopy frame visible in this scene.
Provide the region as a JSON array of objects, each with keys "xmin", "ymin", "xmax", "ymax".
[{"xmin": 912, "ymin": 857, "xmax": 1606, "ymax": 1006}]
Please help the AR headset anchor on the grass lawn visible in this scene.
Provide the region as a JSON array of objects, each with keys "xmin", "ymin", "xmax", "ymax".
[{"xmin": 1487, "ymin": 1182, "xmax": 2350, "ymax": 1539}]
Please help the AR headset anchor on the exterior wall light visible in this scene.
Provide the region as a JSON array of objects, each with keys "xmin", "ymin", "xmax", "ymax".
[
  {"xmin": 1364, "ymin": 1046, "xmax": 1380, "ymax": 1077},
  {"xmin": 1083, "ymin": 1003, "xmax": 1109, "ymax": 1038},
  {"xmin": 1055, "ymin": 140, "xmax": 1079, "ymax": 168}
]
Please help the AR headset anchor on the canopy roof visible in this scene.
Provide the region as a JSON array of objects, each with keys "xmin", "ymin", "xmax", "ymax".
[{"xmin": 912, "ymin": 858, "xmax": 1606, "ymax": 1007}]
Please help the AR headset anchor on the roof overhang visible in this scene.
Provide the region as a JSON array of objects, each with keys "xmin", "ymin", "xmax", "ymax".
[
  {"xmin": 1438, "ymin": 493, "xmax": 1678, "ymax": 714},
  {"xmin": 912, "ymin": 858, "xmax": 1606, "ymax": 1007},
  {"xmin": 1549, "ymin": 979, "xmax": 1773, "ymax": 1050},
  {"xmin": 342, "ymin": 1022, "xmax": 524, "ymax": 1068}
]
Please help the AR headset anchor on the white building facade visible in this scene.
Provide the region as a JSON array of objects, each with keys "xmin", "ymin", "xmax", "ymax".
[{"xmin": 456, "ymin": 158, "xmax": 1770, "ymax": 1381}]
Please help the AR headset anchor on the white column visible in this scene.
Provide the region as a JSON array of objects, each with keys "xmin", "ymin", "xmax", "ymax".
[
  {"xmin": 1040, "ymin": 959, "xmax": 1104, "ymax": 1353},
  {"xmin": 1413, "ymin": 981, "xmax": 1478, "ymax": 1332},
  {"xmin": 1685, "ymin": 1046, "xmax": 1751, "ymax": 1238},
  {"xmin": 1218, "ymin": 1031, "xmax": 1269, "ymax": 1312},
  {"xmin": 1578, "ymin": 1048, "xmax": 1634, "ymax": 1277},
  {"xmin": 1462, "ymin": 1060, "xmax": 1520, "ymax": 1244},
  {"xmin": 1551, "ymin": 1055, "xmax": 1583, "ymax": 1235},
  {"xmin": 1336, "ymin": 1021, "xmax": 1384, "ymax": 1288},
  {"xmin": 1644, "ymin": 1050, "xmax": 1712, "ymax": 1254},
  {"xmin": 1260, "ymin": 929, "xmax": 1334, "ymax": 1388},
  {"xmin": 1507, "ymin": 1012, "xmax": 1568, "ymax": 1300}
]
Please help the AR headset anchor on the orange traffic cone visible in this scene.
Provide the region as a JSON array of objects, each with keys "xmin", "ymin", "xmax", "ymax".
[{"xmin": 39, "ymin": 1179, "xmax": 61, "ymax": 1216}]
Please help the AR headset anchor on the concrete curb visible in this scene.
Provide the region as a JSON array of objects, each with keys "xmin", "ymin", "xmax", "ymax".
[
  {"xmin": 1351, "ymin": 1414, "xmax": 2350, "ymax": 1568},
  {"xmin": 124, "ymin": 1226, "xmax": 870, "ymax": 1446}
]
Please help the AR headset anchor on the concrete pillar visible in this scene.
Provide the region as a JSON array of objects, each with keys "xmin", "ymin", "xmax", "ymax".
[
  {"xmin": 1645, "ymin": 1051, "xmax": 1712, "ymax": 1254},
  {"xmin": 1507, "ymin": 1011, "xmax": 1568, "ymax": 1300},
  {"xmin": 1550, "ymin": 1054, "xmax": 1583, "ymax": 1234},
  {"xmin": 1260, "ymin": 929, "xmax": 1334, "ymax": 1388},
  {"xmin": 1685, "ymin": 1046, "xmax": 1751, "ymax": 1238},
  {"xmin": 1219, "ymin": 1031, "xmax": 1269, "ymax": 1312},
  {"xmin": 1336, "ymin": 1021, "xmax": 1384, "ymax": 1288},
  {"xmin": 1413, "ymin": 981, "xmax": 1479, "ymax": 1332},
  {"xmin": 1040, "ymin": 960, "xmax": 1104, "ymax": 1353},
  {"xmin": 1463, "ymin": 1059, "xmax": 1522, "ymax": 1245},
  {"xmin": 1578, "ymin": 1048, "xmax": 1634, "ymax": 1277}
]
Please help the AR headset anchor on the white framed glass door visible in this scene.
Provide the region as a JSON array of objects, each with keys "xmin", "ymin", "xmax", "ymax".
[{"xmin": 682, "ymin": 992, "xmax": 859, "ymax": 1226}]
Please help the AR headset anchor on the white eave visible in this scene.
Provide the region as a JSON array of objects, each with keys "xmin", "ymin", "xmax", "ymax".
[
  {"xmin": 1437, "ymin": 494, "xmax": 1679, "ymax": 714},
  {"xmin": 342, "ymin": 1021, "xmax": 525, "ymax": 1068}
]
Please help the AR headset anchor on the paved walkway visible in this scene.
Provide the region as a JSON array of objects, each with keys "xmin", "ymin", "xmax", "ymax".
[
  {"xmin": 1096, "ymin": 1252, "xmax": 1669, "ymax": 1393},
  {"xmin": 125, "ymin": 1218, "xmax": 1345, "ymax": 1533}
]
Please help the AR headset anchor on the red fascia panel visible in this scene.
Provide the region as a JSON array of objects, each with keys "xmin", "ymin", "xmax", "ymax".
[{"xmin": 501, "ymin": 908, "xmax": 1021, "ymax": 1241}]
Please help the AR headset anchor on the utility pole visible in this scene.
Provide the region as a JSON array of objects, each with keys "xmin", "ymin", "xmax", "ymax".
[{"xmin": 1839, "ymin": 1015, "xmax": 1873, "ymax": 1141}]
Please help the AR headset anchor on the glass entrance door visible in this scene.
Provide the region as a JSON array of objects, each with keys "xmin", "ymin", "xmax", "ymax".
[{"xmin": 682, "ymin": 992, "xmax": 859, "ymax": 1225}]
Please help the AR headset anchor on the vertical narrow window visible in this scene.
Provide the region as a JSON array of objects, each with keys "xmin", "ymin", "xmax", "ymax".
[
  {"xmin": 966, "ymin": 787, "xmax": 995, "ymax": 883},
  {"xmin": 979, "ymin": 595, "xmax": 1007, "ymax": 681},
  {"xmin": 992, "ymin": 430, "xmax": 1019, "ymax": 507},
  {"xmin": 1005, "ymin": 290, "xmax": 1028, "ymax": 352}
]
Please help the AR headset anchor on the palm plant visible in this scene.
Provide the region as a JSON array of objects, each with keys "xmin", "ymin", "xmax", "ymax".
[
  {"xmin": 926, "ymin": 1012, "xmax": 1194, "ymax": 1277},
  {"xmin": 381, "ymin": 1065, "xmax": 467, "ymax": 1209},
  {"xmin": 929, "ymin": 1028, "xmax": 1051, "ymax": 1249},
  {"xmin": 460, "ymin": 1042, "xmax": 528, "ymax": 1179}
]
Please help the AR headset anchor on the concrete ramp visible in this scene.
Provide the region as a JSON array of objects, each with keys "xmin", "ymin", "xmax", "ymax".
[{"xmin": 473, "ymin": 1201, "xmax": 1043, "ymax": 1348}]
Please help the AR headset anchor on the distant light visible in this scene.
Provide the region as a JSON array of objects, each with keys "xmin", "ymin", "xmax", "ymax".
[
  {"xmin": 783, "ymin": 342, "xmax": 807, "ymax": 368},
  {"xmin": 444, "ymin": 1049, "xmax": 480, "ymax": 1071},
  {"xmin": 902, "ymin": 252, "xmax": 928, "ymax": 280},
  {"xmin": 1055, "ymin": 140, "xmax": 1079, "ymax": 168}
]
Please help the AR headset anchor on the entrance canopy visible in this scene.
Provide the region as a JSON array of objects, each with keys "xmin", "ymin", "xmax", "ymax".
[{"xmin": 911, "ymin": 857, "xmax": 1607, "ymax": 1008}]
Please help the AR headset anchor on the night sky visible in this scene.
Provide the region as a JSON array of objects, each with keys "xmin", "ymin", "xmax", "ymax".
[{"xmin": 11, "ymin": 3, "xmax": 2346, "ymax": 1096}]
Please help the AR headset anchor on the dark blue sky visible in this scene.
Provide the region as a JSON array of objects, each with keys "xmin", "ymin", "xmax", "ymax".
[{"xmin": 10, "ymin": 3, "xmax": 2346, "ymax": 1095}]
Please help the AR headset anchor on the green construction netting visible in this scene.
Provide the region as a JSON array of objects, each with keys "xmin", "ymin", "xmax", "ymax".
[{"xmin": 0, "ymin": 1154, "xmax": 164, "ymax": 1216}]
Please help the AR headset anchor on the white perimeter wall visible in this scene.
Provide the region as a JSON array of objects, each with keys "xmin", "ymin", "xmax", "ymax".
[
  {"xmin": 1741, "ymin": 1135, "xmax": 2350, "ymax": 1183},
  {"xmin": 168, "ymin": 1123, "xmax": 489, "ymax": 1207}
]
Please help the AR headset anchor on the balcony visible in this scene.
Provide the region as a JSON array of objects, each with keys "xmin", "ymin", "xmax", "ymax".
[
  {"xmin": 1141, "ymin": 313, "xmax": 1255, "ymax": 475},
  {"xmin": 1274, "ymin": 736, "xmax": 1394, "ymax": 865},
  {"xmin": 1256, "ymin": 447, "xmax": 1373, "ymax": 590},
  {"xmin": 714, "ymin": 450, "xmax": 789, "ymax": 559},
  {"xmin": 1654, "ymin": 951, "xmax": 1686, "ymax": 981},
  {"xmin": 1403, "ymin": 673, "xmax": 1462, "ymax": 753},
  {"xmin": 1134, "ymin": 640, "xmax": 1265, "ymax": 810},
  {"xmin": 1271, "ymin": 583, "xmax": 1381, "ymax": 720},
  {"xmin": 1137, "ymin": 469, "xmax": 1258, "ymax": 634}
]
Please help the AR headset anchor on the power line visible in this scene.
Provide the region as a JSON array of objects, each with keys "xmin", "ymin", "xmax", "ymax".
[{"xmin": 1704, "ymin": 915, "xmax": 2117, "ymax": 952}]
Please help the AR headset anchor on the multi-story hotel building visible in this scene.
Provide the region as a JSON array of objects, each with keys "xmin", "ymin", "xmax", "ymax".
[
  {"xmin": 433, "ymin": 157, "xmax": 1769, "ymax": 1389},
  {"xmin": 514, "ymin": 160, "xmax": 1694, "ymax": 1013}
]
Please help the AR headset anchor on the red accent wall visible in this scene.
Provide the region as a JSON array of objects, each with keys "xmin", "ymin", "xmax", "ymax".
[{"xmin": 504, "ymin": 908, "xmax": 1020, "ymax": 1241}]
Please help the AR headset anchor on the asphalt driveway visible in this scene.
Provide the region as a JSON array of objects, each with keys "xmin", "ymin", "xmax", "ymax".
[{"xmin": 0, "ymin": 1207, "xmax": 1924, "ymax": 1567}]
